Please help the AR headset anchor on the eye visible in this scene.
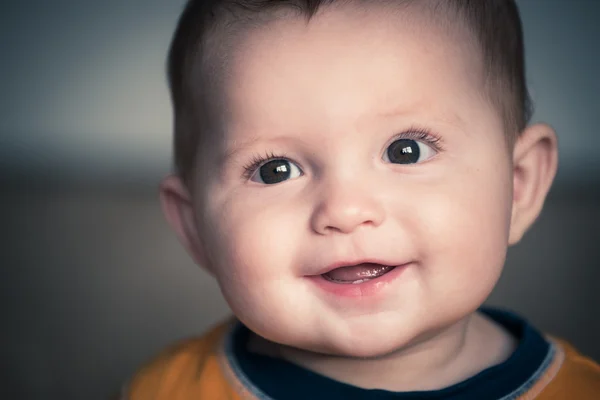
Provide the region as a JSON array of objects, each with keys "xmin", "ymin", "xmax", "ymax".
[
  {"xmin": 251, "ymin": 159, "xmax": 302, "ymax": 184},
  {"xmin": 384, "ymin": 138, "xmax": 437, "ymax": 164}
]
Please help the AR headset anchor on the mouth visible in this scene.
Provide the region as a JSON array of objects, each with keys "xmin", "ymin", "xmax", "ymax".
[{"xmin": 321, "ymin": 263, "xmax": 397, "ymax": 285}]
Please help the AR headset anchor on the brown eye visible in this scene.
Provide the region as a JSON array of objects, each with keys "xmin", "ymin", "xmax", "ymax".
[
  {"xmin": 385, "ymin": 139, "xmax": 435, "ymax": 164},
  {"xmin": 251, "ymin": 159, "xmax": 302, "ymax": 184}
]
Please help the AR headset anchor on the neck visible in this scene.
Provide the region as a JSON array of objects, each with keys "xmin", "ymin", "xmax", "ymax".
[{"xmin": 248, "ymin": 312, "xmax": 517, "ymax": 392}]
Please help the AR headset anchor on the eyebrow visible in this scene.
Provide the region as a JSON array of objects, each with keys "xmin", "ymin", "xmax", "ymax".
[
  {"xmin": 219, "ymin": 134, "xmax": 296, "ymax": 165},
  {"xmin": 220, "ymin": 136, "xmax": 260, "ymax": 163},
  {"xmin": 377, "ymin": 102, "xmax": 467, "ymax": 129}
]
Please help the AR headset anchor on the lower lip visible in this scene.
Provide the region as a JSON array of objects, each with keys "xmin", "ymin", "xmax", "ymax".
[{"xmin": 308, "ymin": 264, "xmax": 409, "ymax": 298}]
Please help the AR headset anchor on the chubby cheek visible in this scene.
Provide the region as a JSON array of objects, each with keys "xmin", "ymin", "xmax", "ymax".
[
  {"xmin": 414, "ymin": 164, "xmax": 513, "ymax": 310},
  {"xmin": 201, "ymin": 190, "xmax": 306, "ymax": 331}
]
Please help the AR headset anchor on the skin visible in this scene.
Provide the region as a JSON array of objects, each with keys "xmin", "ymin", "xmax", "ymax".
[{"xmin": 160, "ymin": 3, "xmax": 558, "ymax": 392}]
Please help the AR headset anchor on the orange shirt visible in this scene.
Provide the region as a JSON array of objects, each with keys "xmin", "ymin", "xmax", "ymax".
[{"xmin": 123, "ymin": 318, "xmax": 600, "ymax": 400}]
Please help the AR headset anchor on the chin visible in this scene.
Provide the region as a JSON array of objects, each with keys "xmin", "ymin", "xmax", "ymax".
[
  {"xmin": 322, "ymin": 338, "xmax": 406, "ymax": 359},
  {"xmin": 305, "ymin": 323, "xmax": 418, "ymax": 359}
]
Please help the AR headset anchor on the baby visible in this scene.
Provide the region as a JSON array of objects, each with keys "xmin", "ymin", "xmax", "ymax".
[{"xmin": 124, "ymin": 0, "xmax": 600, "ymax": 398}]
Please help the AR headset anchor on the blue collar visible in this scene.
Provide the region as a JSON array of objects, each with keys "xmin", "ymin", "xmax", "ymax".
[{"xmin": 225, "ymin": 308, "xmax": 555, "ymax": 400}]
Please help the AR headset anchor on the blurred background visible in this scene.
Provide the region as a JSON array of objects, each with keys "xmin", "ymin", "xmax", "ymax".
[{"xmin": 1, "ymin": 0, "xmax": 598, "ymax": 399}]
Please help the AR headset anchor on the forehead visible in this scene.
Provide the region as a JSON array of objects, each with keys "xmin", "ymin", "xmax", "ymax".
[{"xmin": 216, "ymin": 3, "xmax": 486, "ymax": 146}]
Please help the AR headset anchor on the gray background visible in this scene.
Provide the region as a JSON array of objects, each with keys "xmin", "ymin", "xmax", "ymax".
[{"xmin": 1, "ymin": 1, "xmax": 599, "ymax": 399}]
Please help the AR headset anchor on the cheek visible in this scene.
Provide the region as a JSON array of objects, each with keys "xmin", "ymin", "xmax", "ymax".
[
  {"xmin": 202, "ymin": 191, "xmax": 305, "ymax": 298},
  {"xmin": 422, "ymin": 166, "xmax": 512, "ymax": 293}
]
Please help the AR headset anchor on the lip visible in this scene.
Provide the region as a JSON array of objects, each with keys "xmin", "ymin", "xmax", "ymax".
[
  {"xmin": 307, "ymin": 261, "xmax": 411, "ymax": 298},
  {"xmin": 312, "ymin": 259, "xmax": 398, "ymax": 276}
]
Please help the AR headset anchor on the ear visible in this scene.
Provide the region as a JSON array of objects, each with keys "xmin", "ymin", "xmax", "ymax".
[
  {"xmin": 508, "ymin": 123, "xmax": 558, "ymax": 245},
  {"xmin": 159, "ymin": 175, "xmax": 214, "ymax": 274}
]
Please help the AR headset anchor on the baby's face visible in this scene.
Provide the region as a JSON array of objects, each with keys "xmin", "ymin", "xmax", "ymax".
[{"xmin": 195, "ymin": 5, "xmax": 514, "ymax": 357}]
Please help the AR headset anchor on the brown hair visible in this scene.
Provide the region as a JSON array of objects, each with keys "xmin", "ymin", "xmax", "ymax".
[{"xmin": 167, "ymin": 0, "xmax": 532, "ymax": 184}]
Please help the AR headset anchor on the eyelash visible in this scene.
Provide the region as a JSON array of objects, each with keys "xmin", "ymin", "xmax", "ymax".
[
  {"xmin": 242, "ymin": 150, "xmax": 290, "ymax": 180},
  {"xmin": 389, "ymin": 126, "xmax": 443, "ymax": 152},
  {"xmin": 241, "ymin": 126, "xmax": 444, "ymax": 180}
]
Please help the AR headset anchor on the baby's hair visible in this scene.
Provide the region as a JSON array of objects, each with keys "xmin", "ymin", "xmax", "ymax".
[{"xmin": 168, "ymin": 0, "xmax": 532, "ymax": 184}]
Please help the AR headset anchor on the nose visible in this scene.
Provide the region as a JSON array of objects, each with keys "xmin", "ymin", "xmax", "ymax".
[{"xmin": 310, "ymin": 179, "xmax": 385, "ymax": 235}]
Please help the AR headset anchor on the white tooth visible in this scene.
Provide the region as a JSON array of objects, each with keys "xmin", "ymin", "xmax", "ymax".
[{"xmin": 352, "ymin": 279, "xmax": 370, "ymax": 284}]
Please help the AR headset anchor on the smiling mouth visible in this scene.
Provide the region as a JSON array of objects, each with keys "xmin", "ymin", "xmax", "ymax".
[{"xmin": 321, "ymin": 263, "xmax": 397, "ymax": 284}]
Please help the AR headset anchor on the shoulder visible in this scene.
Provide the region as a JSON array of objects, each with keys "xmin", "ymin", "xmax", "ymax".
[
  {"xmin": 121, "ymin": 317, "xmax": 240, "ymax": 400},
  {"xmin": 555, "ymin": 338, "xmax": 600, "ymax": 384},
  {"xmin": 538, "ymin": 337, "xmax": 600, "ymax": 399}
]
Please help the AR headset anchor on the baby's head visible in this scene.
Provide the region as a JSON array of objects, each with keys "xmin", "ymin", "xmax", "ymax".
[{"xmin": 160, "ymin": 0, "xmax": 558, "ymax": 358}]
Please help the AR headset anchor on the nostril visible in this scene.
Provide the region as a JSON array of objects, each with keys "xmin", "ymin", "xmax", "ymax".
[{"xmin": 310, "ymin": 191, "xmax": 385, "ymax": 235}]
